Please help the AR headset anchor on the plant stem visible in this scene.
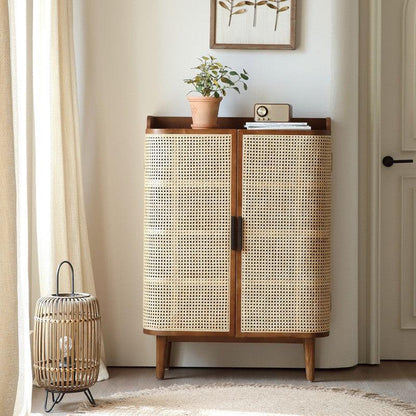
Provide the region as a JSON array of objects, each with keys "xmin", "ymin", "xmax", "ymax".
[
  {"xmin": 274, "ymin": 5, "xmax": 279, "ymax": 31},
  {"xmin": 253, "ymin": 1, "xmax": 257, "ymax": 27},
  {"xmin": 228, "ymin": 0, "xmax": 234, "ymax": 26}
]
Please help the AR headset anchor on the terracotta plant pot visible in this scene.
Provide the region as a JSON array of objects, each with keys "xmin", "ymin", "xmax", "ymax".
[{"xmin": 187, "ymin": 96, "xmax": 223, "ymax": 129}]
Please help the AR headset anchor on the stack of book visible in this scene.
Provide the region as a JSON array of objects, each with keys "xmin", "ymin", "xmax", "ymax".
[{"xmin": 244, "ymin": 121, "xmax": 311, "ymax": 130}]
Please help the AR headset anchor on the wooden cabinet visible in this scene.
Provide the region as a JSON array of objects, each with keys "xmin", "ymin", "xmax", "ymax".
[{"xmin": 143, "ymin": 116, "xmax": 331, "ymax": 381}]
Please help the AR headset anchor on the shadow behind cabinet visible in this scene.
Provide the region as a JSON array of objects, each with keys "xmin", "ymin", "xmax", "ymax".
[{"xmin": 143, "ymin": 116, "xmax": 332, "ymax": 381}]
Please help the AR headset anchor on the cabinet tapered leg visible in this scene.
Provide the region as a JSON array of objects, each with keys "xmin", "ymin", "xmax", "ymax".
[
  {"xmin": 164, "ymin": 341, "xmax": 172, "ymax": 369},
  {"xmin": 303, "ymin": 338, "xmax": 315, "ymax": 381},
  {"xmin": 156, "ymin": 336, "xmax": 167, "ymax": 379},
  {"xmin": 304, "ymin": 338, "xmax": 315, "ymax": 382}
]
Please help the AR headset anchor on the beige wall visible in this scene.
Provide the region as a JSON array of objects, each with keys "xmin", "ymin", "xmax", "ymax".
[{"xmin": 73, "ymin": 0, "xmax": 359, "ymax": 367}]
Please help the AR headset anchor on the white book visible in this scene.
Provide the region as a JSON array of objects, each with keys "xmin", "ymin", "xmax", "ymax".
[
  {"xmin": 245, "ymin": 126, "xmax": 312, "ymax": 130},
  {"xmin": 244, "ymin": 122, "xmax": 311, "ymax": 130},
  {"xmin": 245, "ymin": 122, "xmax": 309, "ymax": 127}
]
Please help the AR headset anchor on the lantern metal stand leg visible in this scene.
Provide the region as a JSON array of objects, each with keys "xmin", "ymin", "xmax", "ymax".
[{"xmin": 44, "ymin": 389, "xmax": 96, "ymax": 413}]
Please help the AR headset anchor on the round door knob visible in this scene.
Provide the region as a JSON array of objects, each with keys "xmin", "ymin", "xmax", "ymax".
[{"xmin": 382, "ymin": 156, "xmax": 394, "ymax": 167}]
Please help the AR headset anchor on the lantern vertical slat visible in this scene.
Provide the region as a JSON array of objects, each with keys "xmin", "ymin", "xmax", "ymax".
[
  {"xmin": 57, "ymin": 301, "xmax": 63, "ymax": 388},
  {"xmin": 74, "ymin": 300, "xmax": 79, "ymax": 388},
  {"xmin": 95, "ymin": 303, "xmax": 100, "ymax": 380},
  {"xmin": 69, "ymin": 301, "xmax": 74, "ymax": 387},
  {"xmin": 92, "ymin": 302, "xmax": 95, "ymax": 381},
  {"xmin": 64, "ymin": 299, "xmax": 69, "ymax": 388},
  {"xmin": 57, "ymin": 301, "xmax": 61, "ymax": 388},
  {"xmin": 77, "ymin": 300, "xmax": 82, "ymax": 385},
  {"xmin": 84, "ymin": 300, "xmax": 89, "ymax": 383},
  {"xmin": 85, "ymin": 305, "xmax": 92, "ymax": 378}
]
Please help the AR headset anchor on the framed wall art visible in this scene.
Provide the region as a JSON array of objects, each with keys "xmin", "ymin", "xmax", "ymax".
[{"xmin": 210, "ymin": 0, "xmax": 296, "ymax": 50}]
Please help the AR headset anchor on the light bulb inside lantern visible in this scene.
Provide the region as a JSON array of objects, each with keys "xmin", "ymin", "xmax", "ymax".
[{"xmin": 59, "ymin": 335, "xmax": 73, "ymax": 368}]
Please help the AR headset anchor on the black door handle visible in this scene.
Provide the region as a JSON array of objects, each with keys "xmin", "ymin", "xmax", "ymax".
[{"xmin": 382, "ymin": 156, "xmax": 413, "ymax": 167}]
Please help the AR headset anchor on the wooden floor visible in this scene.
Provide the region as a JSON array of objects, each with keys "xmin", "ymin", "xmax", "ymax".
[{"xmin": 32, "ymin": 362, "xmax": 416, "ymax": 414}]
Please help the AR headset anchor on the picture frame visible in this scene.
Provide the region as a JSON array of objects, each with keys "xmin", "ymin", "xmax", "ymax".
[{"xmin": 210, "ymin": 0, "xmax": 296, "ymax": 50}]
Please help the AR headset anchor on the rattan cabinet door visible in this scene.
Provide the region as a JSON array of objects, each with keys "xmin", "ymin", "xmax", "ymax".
[
  {"xmin": 239, "ymin": 134, "xmax": 331, "ymax": 335},
  {"xmin": 143, "ymin": 134, "xmax": 234, "ymax": 333}
]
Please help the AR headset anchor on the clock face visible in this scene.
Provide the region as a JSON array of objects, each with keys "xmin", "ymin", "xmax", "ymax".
[{"xmin": 256, "ymin": 105, "xmax": 268, "ymax": 117}]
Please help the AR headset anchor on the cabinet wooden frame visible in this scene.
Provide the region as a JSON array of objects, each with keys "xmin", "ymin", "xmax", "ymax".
[{"xmin": 144, "ymin": 116, "xmax": 331, "ymax": 381}]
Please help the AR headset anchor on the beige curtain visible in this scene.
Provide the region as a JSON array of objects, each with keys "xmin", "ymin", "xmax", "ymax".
[
  {"xmin": 0, "ymin": 1, "xmax": 19, "ymax": 414},
  {"xmin": 0, "ymin": 0, "xmax": 32, "ymax": 414},
  {"xmin": 0, "ymin": 0, "xmax": 108, "ymax": 412},
  {"xmin": 32, "ymin": 0, "xmax": 108, "ymax": 380}
]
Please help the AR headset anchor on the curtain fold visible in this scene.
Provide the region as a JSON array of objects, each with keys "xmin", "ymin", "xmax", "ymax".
[
  {"xmin": 32, "ymin": 0, "xmax": 108, "ymax": 380},
  {"xmin": 1, "ymin": 0, "xmax": 32, "ymax": 414},
  {"xmin": 0, "ymin": 0, "xmax": 19, "ymax": 414}
]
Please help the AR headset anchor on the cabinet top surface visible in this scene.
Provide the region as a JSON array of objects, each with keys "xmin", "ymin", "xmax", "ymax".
[{"xmin": 146, "ymin": 116, "xmax": 331, "ymax": 135}]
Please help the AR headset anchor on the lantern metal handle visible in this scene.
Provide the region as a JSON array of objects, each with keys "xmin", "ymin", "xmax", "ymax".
[{"xmin": 56, "ymin": 261, "xmax": 75, "ymax": 296}]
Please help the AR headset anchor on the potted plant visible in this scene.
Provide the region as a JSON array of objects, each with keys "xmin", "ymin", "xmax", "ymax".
[{"xmin": 184, "ymin": 55, "xmax": 249, "ymax": 129}]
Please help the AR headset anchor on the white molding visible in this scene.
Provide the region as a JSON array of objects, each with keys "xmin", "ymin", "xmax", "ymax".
[
  {"xmin": 402, "ymin": 0, "xmax": 416, "ymax": 151},
  {"xmin": 400, "ymin": 177, "xmax": 416, "ymax": 328},
  {"xmin": 366, "ymin": 0, "xmax": 382, "ymax": 363},
  {"xmin": 413, "ymin": 188, "xmax": 416, "ymax": 317}
]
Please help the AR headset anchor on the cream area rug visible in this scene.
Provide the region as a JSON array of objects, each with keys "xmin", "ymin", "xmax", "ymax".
[{"xmin": 73, "ymin": 384, "xmax": 416, "ymax": 415}]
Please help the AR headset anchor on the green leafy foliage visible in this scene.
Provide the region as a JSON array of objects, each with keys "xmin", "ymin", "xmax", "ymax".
[{"xmin": 184, "ymin": 56, "xmax": 249, "ymax": 98}]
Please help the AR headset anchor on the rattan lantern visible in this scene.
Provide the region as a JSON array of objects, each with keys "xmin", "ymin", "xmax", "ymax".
[{"xmin": 33, "ymin": 261, "xmax": 101, "ymax": 412}]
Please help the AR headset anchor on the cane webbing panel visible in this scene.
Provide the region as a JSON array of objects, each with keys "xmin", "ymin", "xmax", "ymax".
[
  {"xmin": 241, "ymin": 135, "xmax": 331, "ymax": 333},
  {"xmin": 143, "ymin": 134, "xmax": 232, "ymax": 332}
]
